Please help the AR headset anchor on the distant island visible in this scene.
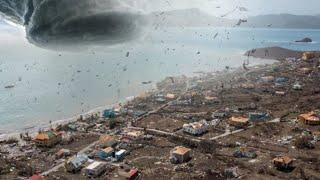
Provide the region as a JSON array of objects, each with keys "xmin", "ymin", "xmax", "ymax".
[{"xmin": 150, "ymin": 8, "xmax": 320, "ymax": 29}]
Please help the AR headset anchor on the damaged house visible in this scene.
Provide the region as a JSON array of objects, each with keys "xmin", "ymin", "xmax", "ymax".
[{"xmin": 183, "ymin": 120, "xmax": 209, "ymax": 135}]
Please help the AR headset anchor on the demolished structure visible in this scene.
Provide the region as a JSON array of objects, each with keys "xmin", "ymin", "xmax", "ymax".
[
  {"xmin": 34, "ymin": 131, "xmax": 62, "ymax": 147},
  {"xmin": 298, "ymin": 111, "xmax": 320, "ymax": 125},
  {"xmin": 183, "ymin": 120, "xmax": 209, "ymax": 135}
]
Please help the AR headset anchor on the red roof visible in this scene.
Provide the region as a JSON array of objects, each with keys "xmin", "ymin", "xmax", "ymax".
[
  {"xmin": 29, "ymin": 175, "xmax": 44, "ymax": 180},
  {"xmin": 129, "ymin": 168, "xmax": 138, "ymax": 177}
]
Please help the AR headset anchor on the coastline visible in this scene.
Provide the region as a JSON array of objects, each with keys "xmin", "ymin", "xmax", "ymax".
[
  {"xmin": 0, "ymin": 94, "xmax": 141, "ymax": 140},
  {"xmin": 0, "ymin": 54, "xmax": 276, "ymax": 141},
  {"xmin": 2, "ymin": 46, "xmax": 320, "ymax": 179}
]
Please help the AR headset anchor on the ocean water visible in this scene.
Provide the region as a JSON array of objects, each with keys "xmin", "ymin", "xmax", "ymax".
[{"xmin": 1, "ymin": 24, "xmax": 320, "ymax": 134}]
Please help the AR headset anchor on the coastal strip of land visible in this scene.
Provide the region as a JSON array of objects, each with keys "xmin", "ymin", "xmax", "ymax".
[{"xmin": 1, "ymin": 46, "xmax": 320, "ymax": 179}]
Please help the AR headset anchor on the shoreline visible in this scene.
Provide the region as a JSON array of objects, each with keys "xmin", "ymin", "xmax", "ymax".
[
  {"xmin": 0, "ymin": 94, "xmax": 140, "ymax": 140},
  {"xmin": 0, "ymin": 53, "xmax": 278, "ymax": 141},
  {"xmin": 2, "ymin": 45, "xmax": 320, "ymax": 179}
]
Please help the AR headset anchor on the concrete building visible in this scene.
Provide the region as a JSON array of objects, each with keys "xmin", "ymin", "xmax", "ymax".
[
  {"xmin": 34, "ymin": 131, "xmax": 62, "ymax": 147},
  {"xmin": 273, "ymin": 156, "xmax": 294, "ymax": 170},
  {"xmin": 229, "ymin": 117, "xmax": 249, "ymax": 128},
  {"xmin": 122, "ymin": 129, "xmax": 144, "ymax": 140},
  {"xmin": 115, "ymin": 149, "xmax": 127, "ymax": 161},
  {"xmin": 55, "ymin": 148, "xmax": 71, "ymax": 159},
  {"xmin": 99, "ymin": 135, "xmax": 117, "ymax": 148},
  {"xmin": 65, "ymin": 154, "xmax": 88, "ymax": 173},
  {"xmin": 84, "ymin": 161, "xmax": 107, "ymax": 177},
  {"xmin": 97, "ymin": 147, "xmax": 114, "ymax": 159},
  {"xmin": 183, "ymin": 120, "xmax": 209, "ymax": 135},
  {"xmin": 170, "ymin": 146, "xmax": 192, "ymax": 164},
  {"xmin": 298, "ymin": 111, "xmax": 320, "ymax": 125}
]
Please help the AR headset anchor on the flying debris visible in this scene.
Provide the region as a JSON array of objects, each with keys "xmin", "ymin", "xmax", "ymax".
[
  {"xmin": 236, "ymin": 19, "xmax": 248, "ymax": 26},
  {"xmin": 142, "ymin": 81, "xmax": 152, "ymax": 85},
  {"xmin": 213, "ymin": 33, "xmax": 219, "ymax": 39},
  {"xmin": 126, "ymin": 52, "xmax": 130, "ymax": 57},
  {"xmin": 169, "ymin": 77, "xmax": 175, "ymax": 83},
  {"xmin": 238, "ymin": 7, "xmax": 248, "ymax": 12},
  {"xmin": 4, "ymin": 85, "xmax": 15, "ymax": 89}
]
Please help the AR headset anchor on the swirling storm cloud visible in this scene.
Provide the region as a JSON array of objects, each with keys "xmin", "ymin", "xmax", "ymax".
[{"xmin": 0, "ymin": 0, "xmax": 147, "ymax": 48}]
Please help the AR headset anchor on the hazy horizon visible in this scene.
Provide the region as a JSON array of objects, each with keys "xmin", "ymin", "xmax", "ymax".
[{"xmin": 144, "ymin": 0, "xmax": 320, "ymax": 18}]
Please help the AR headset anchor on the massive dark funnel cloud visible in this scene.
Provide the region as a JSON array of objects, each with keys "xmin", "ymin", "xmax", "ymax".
[{"xmin": 0, "ymin": 0, "xmax": 147, "ymax": 48}]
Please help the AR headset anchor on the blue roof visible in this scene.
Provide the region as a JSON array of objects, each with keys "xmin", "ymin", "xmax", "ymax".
[{"xmin": 69, "ymin": 154, "xmax": 88, "ymax": 168}]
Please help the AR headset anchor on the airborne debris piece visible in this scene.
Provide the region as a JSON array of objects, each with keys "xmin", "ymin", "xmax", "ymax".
[
  {"xmin": 4, "ymin": 85, "xmax": 15, "ymax": 89},
  {"xmin": 142, "ymin": 81, "xmax": 152, "ymax": 85},
  {"xmin": 238, "ymin": 7, "xmax": 248, "ymax": 12},
  {"xmin": 213, "ymin": 32, "xmax": 219, "ymax": 39},
  {"xmin": 236, "ymin": 19, "xmax": 247, "ymax": 26}
]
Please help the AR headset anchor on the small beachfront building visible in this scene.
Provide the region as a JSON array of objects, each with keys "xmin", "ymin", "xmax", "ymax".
[
  {"xmin": 34, "ymin": 131, "xmax": 62, "ymax": 147},
  {"xmin": 84, "ymin": 161, "xmax": 107, "ymax": 177}
]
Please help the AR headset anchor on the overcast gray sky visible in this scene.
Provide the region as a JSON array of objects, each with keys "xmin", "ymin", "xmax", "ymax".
[{"xmin": 144, "ymin": 0, "xmax": 320, "ymax": 17}]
